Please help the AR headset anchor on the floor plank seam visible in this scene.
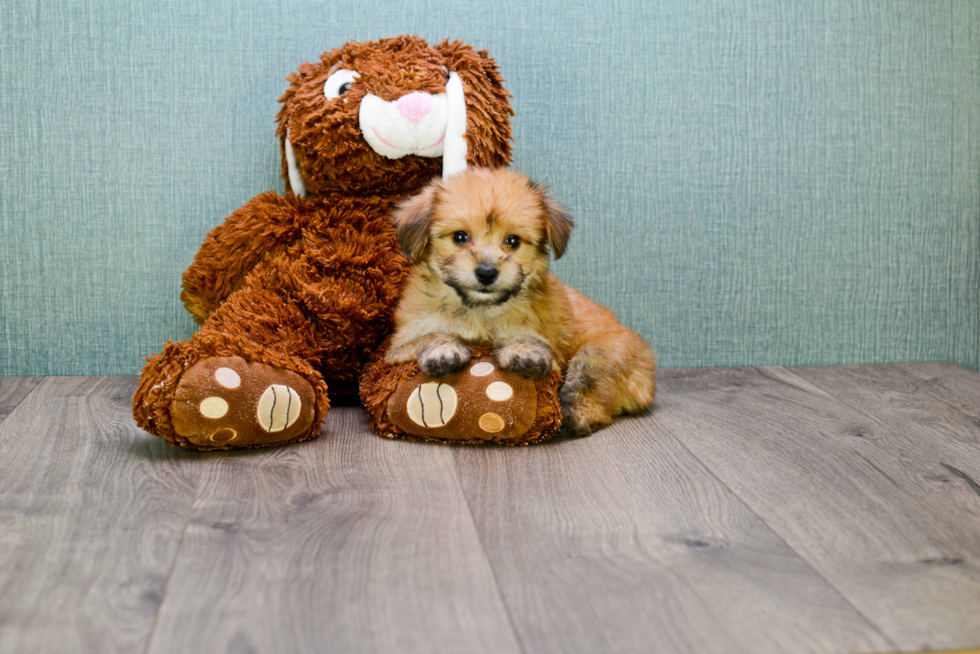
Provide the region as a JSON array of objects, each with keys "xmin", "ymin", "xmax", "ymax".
[
  {"xmin": 450, "ymin": 457, "xmax": 529, "ymax": 654},
  {"xmin": 785, "ymin": 364, "xmax": 980, "ymax": 466},
  {"xmin": 141, "ymin": 469, "xmax": 204, "ymax": 654},
  {"xmin": 649, "ymin": 384, "xmax": 901, "ymax": 652},
  {"xmin": 0, "ymin": 377, "xmax": 43, "ymax": 429},
  {"xmin": 891, "ymin": 364, "xmax": 980, "ymax": 449}
]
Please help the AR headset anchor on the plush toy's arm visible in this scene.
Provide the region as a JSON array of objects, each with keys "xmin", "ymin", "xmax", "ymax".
[{"xmin": 180, "ymin": 191, "xmax": 305, "ymax": 324}]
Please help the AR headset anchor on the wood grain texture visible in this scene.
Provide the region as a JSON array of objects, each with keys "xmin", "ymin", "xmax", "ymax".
[
  {"xmin": 146, "ymin": 407, "xmax": 522, "ymax": 654},
  {"xmin": 0, "ymin": 376, "xmax": 41, "ymax": 424},
  {"xmin": 655, "ymin": 365, "xmax": 980, "ymax": 652},
  {"xmin": 5, "ymin": 367, "xmax": 980, "ymax": 654},
  {"xmin": 0, "ymin": 376, "xmax": 202, "ymax": 654},
  {"xmin": 452, "ymin": 416, "xmax": 892, "ymax": 654},
  {"xmin": 894, "ymin": 362, "xmax": 980, "ymax": 430},
  {"xmin": 794, "ymin": 362, "xmax": 980, "ymax": 465}
]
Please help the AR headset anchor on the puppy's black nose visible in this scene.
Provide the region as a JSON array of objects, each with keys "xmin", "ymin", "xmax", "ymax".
[{"xmin": 475, "ymin": 264, "xmax": 499, "ymax": 286}]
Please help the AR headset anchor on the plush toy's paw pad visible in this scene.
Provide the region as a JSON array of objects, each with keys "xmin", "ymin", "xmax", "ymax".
[
  {"xmin": 171, "ymin": 357, "xmax": 315, "ymax": 448},
  {"xmin": 406, "ymin": 383, "xmax": 458, "ymax": 427},
  {"xmin": 388, "ymin": 357, "xmax": 537, "ymax": 442},
  {"xmin": 256, "ymin": 384, "xmax": 304, "ymax": 432}
]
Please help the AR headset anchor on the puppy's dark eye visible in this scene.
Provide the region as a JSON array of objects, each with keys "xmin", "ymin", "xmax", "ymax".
[
  {"xmin": 338, "ymin": 82, "xmax": 351, "ymax": 95},
  {"xmin": 504, "ymin": 235, "xmax": 521, "ymax": 249},
  {"xmin": 453, "ymin": 231, "xmax": 470, "ymax": 245}
]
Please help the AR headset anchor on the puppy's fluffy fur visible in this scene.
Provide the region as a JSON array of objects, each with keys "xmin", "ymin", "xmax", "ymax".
[{"xmin": 386, "ymin": 167, "xmax": 655, "ymax": 436}]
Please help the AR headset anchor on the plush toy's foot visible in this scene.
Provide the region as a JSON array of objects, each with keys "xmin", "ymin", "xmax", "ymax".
[
  {"xmin": 361, "ymin": 343, "xmax": 564, "ymax": 446},
  {"xmin": 386, "ymin": 357, "xmax": 538, "ymax": 442},
  {"xmin": 170, "ymin": 356, "xmax": 317, "ymax": 448},
  {"xmin": 388, "ymin": 359, "xmax": 538, "ymax": 442}
]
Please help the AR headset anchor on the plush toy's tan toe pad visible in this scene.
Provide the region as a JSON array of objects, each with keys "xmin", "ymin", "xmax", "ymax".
[
  {"xmin": 172, "ymin": 356, "xmax": 315, "ymax": 448},
  {"xmin": 387, "ymin": 357, "xmax": 537, "ymax": 442}
]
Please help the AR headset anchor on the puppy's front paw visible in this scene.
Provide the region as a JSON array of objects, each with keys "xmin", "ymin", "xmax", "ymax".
[
  {"xmin": 418, "ymin": 340, "xmax": 471, "ymax": 377},
  {"xmin": 494, "ymin": 340, "xmax": 553, "ymax": 380}
]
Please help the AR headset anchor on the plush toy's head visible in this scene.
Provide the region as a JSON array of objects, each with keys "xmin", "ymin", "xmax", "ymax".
[{"xmin": 276, "ymin": 36, "xmax": 513, "ymax": 197}]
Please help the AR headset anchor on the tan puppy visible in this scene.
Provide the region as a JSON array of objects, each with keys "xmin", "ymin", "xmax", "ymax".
[{"xmin": 386, "ymin": 167, "xmax": 655, "ymax": 436}]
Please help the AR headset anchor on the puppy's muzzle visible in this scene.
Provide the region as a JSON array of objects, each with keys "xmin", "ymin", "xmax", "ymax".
[{"xmin": 474, "ymin": 264, "xmax": 499, "ymax": 286}]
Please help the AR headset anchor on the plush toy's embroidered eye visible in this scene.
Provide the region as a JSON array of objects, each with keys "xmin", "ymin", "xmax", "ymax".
[
  {"xmin": 504, "ymin": 235, "xmax": 521, "ymax": 249},
  {"xmin": 324, "ymin": 69, "xmax": 360, "ymax": 101},
  {"xmin": 453, "ymin": 231, "xmax": 470, "ymax": 245}
]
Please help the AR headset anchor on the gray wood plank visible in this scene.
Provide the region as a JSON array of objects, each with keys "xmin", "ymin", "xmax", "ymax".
[
  {"xmin": 795, "ymin": 362, "xmax": 980, "ymax": 465},
  {"xmin": 0, "ymin": 376, "xmax": 42, "ymax": 424},
  {"xmin": 894, "ymin": 362, "xmax": 980, "ymax": 430},
  {"xmin": 146, "ymin": 407, "xmax": 523, "ymax": 654},
  {"xmin": 452, "ymin": 414, "xmax": 892, "ymax": 654},
  {"xmin": 655, "ymin": 365, "xmax": 980, "ymax": 652},
  {"xmin": 0, "ymin": 376, "xmax": 202, "ymax": 654}
]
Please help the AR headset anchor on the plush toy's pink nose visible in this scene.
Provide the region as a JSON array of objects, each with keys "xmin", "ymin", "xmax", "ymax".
[{"xmin": 396, "ymin": 92, "xmax": 432, "ymax": 125}]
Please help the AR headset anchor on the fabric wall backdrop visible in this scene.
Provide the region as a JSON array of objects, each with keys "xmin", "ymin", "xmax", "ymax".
[{"xmin": 1, "ymin": 0, "xmax": 978, "ymax": 376}]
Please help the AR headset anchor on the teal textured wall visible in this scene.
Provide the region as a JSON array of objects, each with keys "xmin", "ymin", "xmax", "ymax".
[{"xmin": 1, "ymin": 0, "xmax": 978, "ymax": 376}]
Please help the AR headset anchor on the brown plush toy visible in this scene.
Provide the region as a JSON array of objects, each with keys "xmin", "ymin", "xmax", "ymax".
[
  {"xmin": 133, "ymin": 36, "xmax": 526, "ymax": 449},
  {"xmin": 360, "ymin": 343, "xmax": 563, "ymax": 445}
]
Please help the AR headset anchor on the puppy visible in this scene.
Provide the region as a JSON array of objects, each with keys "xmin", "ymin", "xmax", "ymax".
[{"xmin": 385, "ymin": 167, "xmax": 655, "ymax": 436}]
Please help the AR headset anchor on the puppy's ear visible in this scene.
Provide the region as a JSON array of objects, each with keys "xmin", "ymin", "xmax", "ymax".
[
  {"xmin": 538, "ymin": 189, "xmax": 574, "ymax": 260},
  {"xmin": 393, "ymin": 182, "xmax": 441, "ymax": 261}
]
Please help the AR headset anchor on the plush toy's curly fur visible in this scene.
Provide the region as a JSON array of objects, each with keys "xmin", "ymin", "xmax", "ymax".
[{"xmin": 133, "ymin": 36, "xmax": 513, "ymax": 449}]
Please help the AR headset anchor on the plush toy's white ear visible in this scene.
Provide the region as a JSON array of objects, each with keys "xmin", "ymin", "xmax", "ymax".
[
  {"xmin": 442, "ymin": 72, "xmax": 468, "ymax": 179},
  {"xmin": 284, "ymin": 131, "xmax": 307, "ymax": 197}
]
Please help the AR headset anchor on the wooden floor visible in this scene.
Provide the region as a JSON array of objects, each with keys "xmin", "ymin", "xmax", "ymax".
[{"xmin": 2, "ymin": 363, "xmax": 980, "ymax": 654}]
